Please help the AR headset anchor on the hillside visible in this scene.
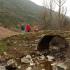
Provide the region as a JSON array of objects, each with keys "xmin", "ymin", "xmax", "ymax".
[
  {"xmin": 0, "ymin": 0, "xmax": 42, "ymax": 29},
  {"xmin": 0, "ymin": 0, "xmax": 70, "ymax": 30},
  {"xmin": 0, "ymin": 26, "xmax": 19, "ymax": 39},
  {"xmin": 0, "ymin": 30, "xmax": 70, "ymax": 70}
]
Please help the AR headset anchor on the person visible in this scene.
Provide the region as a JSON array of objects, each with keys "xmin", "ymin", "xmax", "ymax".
[
  {"xmin": 21, "ymin": 24, "xmax": 25, "ymax": 31},
  {"xmin": 16, "ymin": 23, "xmax": 21, "ymax": 31},
  {"xmin": 25, "ymin": 24, "xmax": 31, "ymax": 32}
]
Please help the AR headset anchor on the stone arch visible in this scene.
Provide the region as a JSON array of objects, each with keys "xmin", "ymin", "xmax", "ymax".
[{"xmin": 37, "ymin": 35, "xmax": 69, "ymax": 56}]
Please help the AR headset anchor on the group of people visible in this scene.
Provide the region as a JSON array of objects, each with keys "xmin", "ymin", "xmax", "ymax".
[{"xmin": 16, "ymin": 24, "xmax": 31, "ymax": 32}]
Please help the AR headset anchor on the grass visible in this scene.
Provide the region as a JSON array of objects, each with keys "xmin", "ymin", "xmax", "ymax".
[{"xmin": 0, "ymin": 41, "xmax": 7, "ymax": 53}]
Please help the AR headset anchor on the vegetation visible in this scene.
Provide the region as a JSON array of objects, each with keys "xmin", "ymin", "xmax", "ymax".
[
  {"xmin": 0, "ymin": 0, "xmax": 70, "ymax": 30},
  {"xmin": 0, "ymin": 41, "xmax": 7, "ymax": 53},
  {"xmin": 0, "ymin": 0, "xmax": 42, "ymax": 29}
]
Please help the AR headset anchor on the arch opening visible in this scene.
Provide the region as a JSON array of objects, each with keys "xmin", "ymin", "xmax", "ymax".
[{"xmin": 37, "ymin": 35, "xmax": 69, "ymax": 58}]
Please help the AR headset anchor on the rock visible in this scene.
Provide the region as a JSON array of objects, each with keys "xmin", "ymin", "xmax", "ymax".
[
  {"xmin": 21, "ymin": 57, "xmax": 30, "ymax": 63},
  {"xmin": 51, "ymin": 62, "xmax": 57, "ymax": 70},
  {"xmin": 3, "ymin": 52, "xmax": 8, "ymax": 56},
  {"xmin": 31, "ymin": 44, "xmax": 37, "ymax": 47},
  {"xmin": 35, "ymin": 39, "xmax": 39, "ymax": 43},
  {"xmin": 24, "ymin": 44, "xmax": 29, "ymax": 47},
  {"xmin": 21, "ymin": 55, "xmax": 35, "ymax": 66},
  {"xmin": 42, "ymin": 69, "xmax": 46, "ymax": 70},
  {"xmin": 13, "ymin": 41, "xmax": 17, "ymax": 44},
  {"xmin": 57, "ymin": 66, "xmax": 65, "ymax": 70},
  {"xmin": 14, "ymin": 48, "xmax": 17, "ymax": 50},
  {"xmin": 51, "ymin": 62, "xmax": 67, "ymax": 70},
  {"xmin": 26, "ymin": 55, "xmax": 32, "ymax": 59},
  {"xmin": 7, "ymin": 59, "xmax": 15, "ymax": 65},
  {"xmin": 57, "ymin": 62, "xmax": 67, "ymax": 70},
  {"xmin": 37, "ymin": 55, "xmax": 45, "ymax": 60},
  {"xmin": 0, "ymin": 66, "xmax": 6, "ymax": 70},
  {"xmin": 65, "ymin": 59, "xmax": 70, "ymax": 70},
  {"xmin": 40, "ymin": 34, "xmax": 46, "ymax": 37},
  {"xmin": 17, "ymin": 65, "xmax": 21, "ymax": 69},
  {"xmin": 26, "ymin": 67, "xmax": 32, "ymax": 70},
  {"xmin": 30, "ymin": 60, "xmax": 35, "ymax": 66},
  {"xmin": 51, "ymin": 63, "xmax": 57, "ymax": 66},
  {"xmin": 19, "ymin": 44, "xmax": 22, "ymax": 46},
  {"xmin": 35, "ymin": 60, "xmax": 40, "ymax": 65},
  {"xmin": 39, "ymin": 55, "xmax": 45, "ymax": 60},
  {"xmin": 47, "ymin": 55, "xmax": 54, "ymax": 61},
  {"xmin": 30, "ymin": 62, "xmax": 35, "ymax": 66}
]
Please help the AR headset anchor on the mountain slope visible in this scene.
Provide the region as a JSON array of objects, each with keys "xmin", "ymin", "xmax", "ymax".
[
  {"xmin": 0, "ymin": 0, "xmax": 42, "ymax": 28},
  {"xmin": 0, "ymin": 26, "xmax": 19, "ymax": 39},
  {"xmin": 0, "ymin": 0, "xmax": 70, "ymax": 30}
]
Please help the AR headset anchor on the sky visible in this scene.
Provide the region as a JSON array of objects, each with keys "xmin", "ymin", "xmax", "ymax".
[{"xmin": 30, "ymin": 0, "xmax": 70, "ymax": 17}]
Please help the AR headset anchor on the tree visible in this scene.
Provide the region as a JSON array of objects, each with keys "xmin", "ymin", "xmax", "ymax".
[
  {"xmin": 49, "ymin": 0, "xmax": 54, "ymax": 26},
  {"xmin": 41, "ymin": 0, "xmax": 54, "ymax": 29},
  {"xmin": 61, "ymin": 7, "xmax": 67, "ymax": 27},
  {"xmin": 39, "ymin": 0, "xmax": 49, "ymax": 29},
  {"xmin": 54, "ymin": 0, "xmax": 66, "ymax": 29},
  {"xmin": 42, "ymin": 0, "xmax": 48, "ymax": 24}
]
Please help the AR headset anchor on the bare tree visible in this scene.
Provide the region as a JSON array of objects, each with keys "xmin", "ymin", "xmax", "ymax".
[
  {"xmin": 54, "ymin": 0, "xmax": 66, "ymax": 29},
  {"xmin": 49, "ymin": 0, "xmax": 54, "ymax": 18},
  {"xmin": 61, "ymin": 7, "xmax": 67, "ymax": 26},
  {"xmin": 41, "ymin": 0, "xmax": 54, "ymax": 29},
  {"xmin": 40, "ymin": 0, "xmax": 49, "ymax": 29},
  {"xmin": 42, "ymin": 0, "xmax": 48, "ymax": 24},
  {"xmin": 49, "ymin": 0, "xmax": 54, "ymax": 26}
]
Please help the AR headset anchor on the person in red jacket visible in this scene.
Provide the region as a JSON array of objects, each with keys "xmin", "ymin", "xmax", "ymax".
[{"xmin": 25, "ymin": 24, "xmax": 31, "ymax": 32}]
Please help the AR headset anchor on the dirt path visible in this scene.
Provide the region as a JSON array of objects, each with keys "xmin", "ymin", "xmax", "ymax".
[{"xmin": 0, "ymin": 27, "xmax": 19, "ymax": 39}]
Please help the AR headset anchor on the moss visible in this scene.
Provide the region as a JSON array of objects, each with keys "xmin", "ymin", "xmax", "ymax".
[{"xmin": 0, "ymin": 41, "xmax": 7, "ymax": 53}]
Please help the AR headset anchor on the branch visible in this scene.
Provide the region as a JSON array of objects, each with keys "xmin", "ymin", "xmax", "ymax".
[
  {"xmin": 63, "ymin": 7, "xmax": 67, "ymax": 15},
  {"xmin": 54, "ymin": 0, "xmax": 59, "ymax": 6},
  {"xmin": 54, "ymin": 0, "xmax": 66, "ymax": 6},
  {"xmin": 61, "ymin": 7, "xmax": 67, "ymax": 17},
  {"xmin": 61, "ymin": 0, "xmax": 66, "ymax": 6}
]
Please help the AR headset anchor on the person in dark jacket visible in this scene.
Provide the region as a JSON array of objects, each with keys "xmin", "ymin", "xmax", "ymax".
[{"xmin": 21, "ymin": 24, "xmax": 25, "ymax": 31}]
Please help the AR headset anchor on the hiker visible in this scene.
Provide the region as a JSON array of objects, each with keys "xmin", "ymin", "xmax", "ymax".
[
  {"xmin": 21, "ymin": 24, "xmax": 25, "ymax": 31},
  {"xmin": 25, "ymin": 24, "xmax": 31, "ymax": 32},
  {"xmin": 16, "ymin": 23, "xmax": 21, "ymax": 31}
]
